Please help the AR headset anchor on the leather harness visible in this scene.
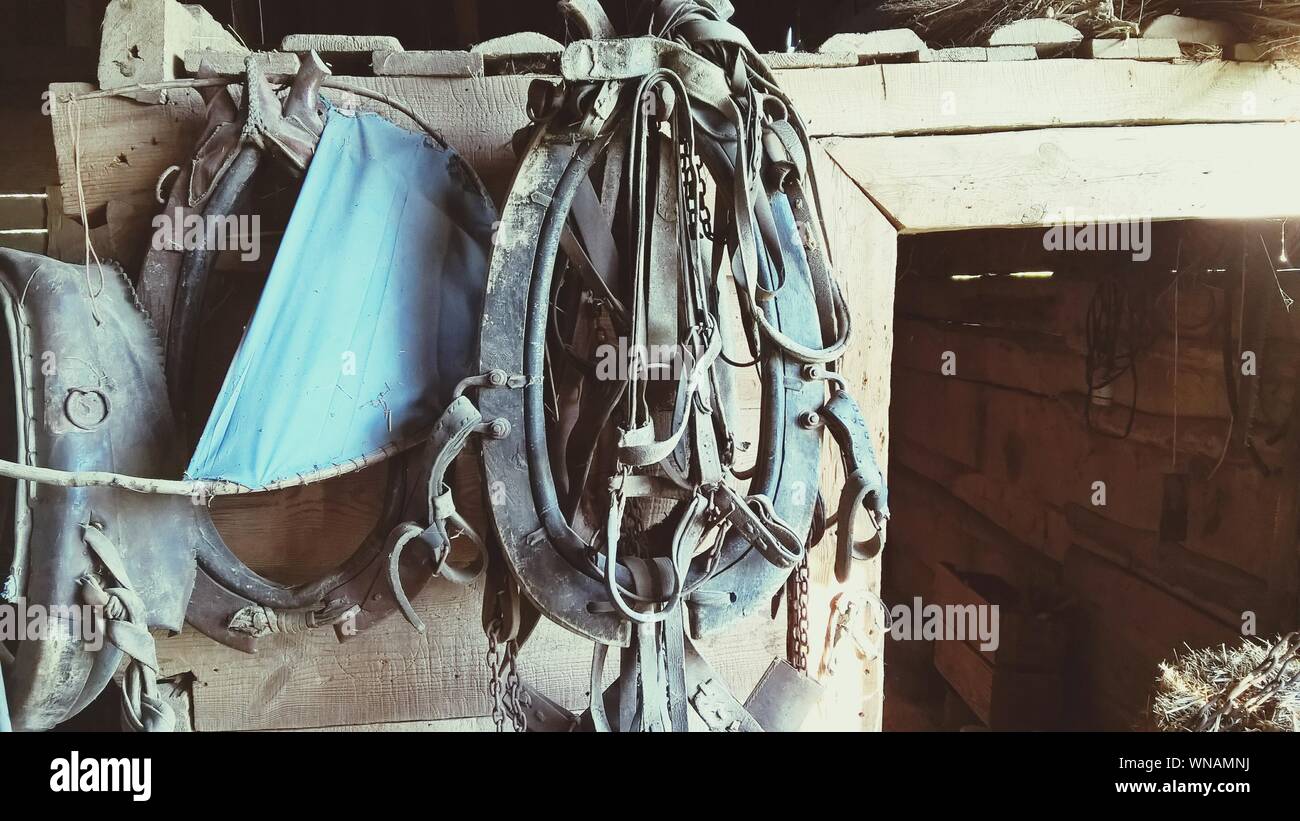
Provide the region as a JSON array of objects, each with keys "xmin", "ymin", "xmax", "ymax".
[
  {"xmin": 0, "ymin": 0, "xmax": 888, "ymax": 733},
  {"xmin": 460, "ymin": 0, "xmax": 889, "ymax": 729}
]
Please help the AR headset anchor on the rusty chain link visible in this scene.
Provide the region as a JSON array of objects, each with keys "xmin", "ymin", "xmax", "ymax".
[
  {"xmin": 1193, "ymin": 631, "xmax": 1300, "ymax": 731},
  {"xmin": 785, "ymin": 554, "xmax": 811, "ymax": 672},
  {"xmin": 486, "ymin": 615, "xmax": 529, "ymax": 733}
]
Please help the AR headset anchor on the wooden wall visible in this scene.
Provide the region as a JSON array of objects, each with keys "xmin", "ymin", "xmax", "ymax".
[
  {"xmin": 32, "ymin": 42, "xmax": 1300, "ymax": 730},
  {"xmin": 888, "ymin": 224, "xmax": 1299, "ymax": 728},
  {"xmin": 39, "ymin": 64, "xmax": 894, "ymax": 730}
]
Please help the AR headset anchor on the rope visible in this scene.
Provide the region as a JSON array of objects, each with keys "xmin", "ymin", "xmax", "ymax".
[
  {"xmin": 68, "ymin": 99, "xmax": 106, "ymax": 325},
  {"xmin": 0, "ymin": 430, "xmax": 427, "ymax": 496},
  {"xmin": 60, "ymin": 77, "xmax": 448, "ymax": 147},
  {"xmin": 1083, "ymin": 276, "xmax": 1152, "ymax": 439},
  {"xmin": 77, "ymin": 523, "xmax": 175, "ymax": 732},
  {"xmin": 227, "ymin": 601, "xmax": 359, "ymax": 638}
]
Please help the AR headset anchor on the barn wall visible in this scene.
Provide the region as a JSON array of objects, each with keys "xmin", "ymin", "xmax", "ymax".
[
  {"xmin": 26, "ymin": 23, "xmax": 1300, "ymax": 729},
  {"xmin": 39, "ymin": 67, "xmax": 894, "ymax": 731},
  {"xmin": 888, "ymin": 227, "xmax": 1299, "ymax": 728}
]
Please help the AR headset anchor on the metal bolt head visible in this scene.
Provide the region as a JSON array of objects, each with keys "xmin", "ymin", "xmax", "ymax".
[
  {"xmin": 488, "ymin": 418, "xmax": 510, "ymax": 439},
  {"xmin": 64, "ymin": 388, "xmax": 110, "ymax": 430}
]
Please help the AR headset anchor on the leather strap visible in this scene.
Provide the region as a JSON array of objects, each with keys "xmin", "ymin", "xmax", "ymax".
[{"xmin": 821, "ymin": 388, "xmax": 889, "ymax": 582}]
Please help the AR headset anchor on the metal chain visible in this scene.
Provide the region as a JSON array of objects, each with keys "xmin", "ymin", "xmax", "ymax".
[
  {"xmin": 696, "ymin": 158, "xmax": 714, "ymax": 240},
  {"xmin": 504, "ymin": 639, "xmax": 530, "ymax": 733},
  {"xmin": 679, "ymin": 137, "xmax": 699, "ymax": 234},
  {"xmin": 485, "ymin": 622, "xmax": 508, "ymax": 732},
  {"xmin": 1194, "ymin": 631, "xmax": 1300, "ymax": 731},
  {"xmin": 678, "ymin": 139, "xmax": 716, "ymax": 242},
  {"xmin": 785, "ymin": 554, "xmax": 811, "ymax": 672},
  {"xmin": 485, "ymin": 615, "xmax": 529, "ymax": 733}
]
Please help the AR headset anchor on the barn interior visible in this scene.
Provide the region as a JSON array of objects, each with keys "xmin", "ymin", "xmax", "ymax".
[{"xmin": 1, "ymin": 0, "xmax": 1299, "ymax": 734}]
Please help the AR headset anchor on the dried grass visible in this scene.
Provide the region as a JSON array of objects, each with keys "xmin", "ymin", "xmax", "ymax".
[
  {"xmin": 873, "ymin": 0, "xmax": 1300, "ymax": 56},
  {"xmin": 1151, "ymin": 634, "xmax": 1300, "ymax": 732}
]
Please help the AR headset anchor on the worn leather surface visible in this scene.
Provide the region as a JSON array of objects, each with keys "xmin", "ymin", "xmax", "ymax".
[{"xmin": 0, "ymin": 249, "xmax": 197, "ymax": 731}]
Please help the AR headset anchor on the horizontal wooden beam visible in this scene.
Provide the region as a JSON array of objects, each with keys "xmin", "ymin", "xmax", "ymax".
[
  {"xmin": 48, "ymin": 58, "xmax": 1300, "ymax": 217},
  {"xmin": 48, "ymin": 75, "xmax": 535, "ymax": 215},
  {"xmin": 778, "ymin": 59, "xmax": 1300, "ymax": 138},
  {"xmin": 828, "ymin": 122, "xmax": 1300, "ymax": 233}
]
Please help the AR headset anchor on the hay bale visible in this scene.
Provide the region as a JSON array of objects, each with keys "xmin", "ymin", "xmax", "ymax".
[{"xmin": 1152, "ymin": 633, "xmax": 1300, "ymax": 732}]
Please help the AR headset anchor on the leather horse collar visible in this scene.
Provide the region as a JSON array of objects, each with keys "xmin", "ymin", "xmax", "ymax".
[
  {"xmin": 161, "ymin": 54, "xmax": 496, "ymax": 653},
  {"xmin": 0, "ymin": 53, "xmax": 496, "ymax": 730},
  {"xmin": 457, "ymin": 0, "xmax": 890, "ymax": 730}
]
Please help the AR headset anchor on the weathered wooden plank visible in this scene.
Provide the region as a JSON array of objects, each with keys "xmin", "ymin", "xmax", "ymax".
[
  {"xmin": 49, "ymin": 84, "xmax": 206, "ymax": 219},
  {"xmin": 372, "ymin": 50, "xmax": 482, "ymax": 77},
  {"xmin": 159, "ymin": 577, "xmax": 785, "ymax": 731},
  {"xmin": 48, "ymin": 74, "xmax": 534, "ymax": 215},
  {"xmin": 1065, "ymin": 546, "xmax": 1237, "ymax": 727},
  {"xmin": 894, "ymin": 316, "xmax": 1234, "ymax": 421},
  {"xmin": 891, "ymin": 368, "xmax": 983, "ymax": 469},
  {"xmin": 933, "ymin": 636, "xmax": 1063, "ymax": 728},
  {"xmin": 49, "ymin": 60, "xmax": 1300, "ymax": 216},
  {"xmin": 1084, "ymin": 38, "xmax": 1182, "ymax": 61},
  {"xmin": 828, "ymin": 122, "xmax": 1300, "ymax": 232},
  {"xmin": 183, "ymin": 49, "xmax": 301, "ymax": 76},
  {"xmin": 282, "ymin": 34, "xmax": 403, "ymax": 53},
  {"xmin": 99, "ymin": 0, "xmax": 246, "ymax": 102},
  {"xmin": 893, "ymin": 376, "xmax": 1284, "ymax": 597},
  {"xmin": 818, "ymin": 29, "xmax": 925, "ymax": 63},
  {"xmin": 923, "ymin": 47, "xmax": 990, "ymax": 63},
  {"xmin": 281, "ymin": 716, "xmax": 498, "ymax": 731},
  {"xmin": 0, "ymin": 231, "xmax": 47, "ymax": 254},
  {"xmin": 763, "ymin": 51, "xmax": 856, "ymax": 70},
  {"xmin": 804, "ymin": 145, "xmax": 895, "ymax": 731},
  {"xmin": 0, "ymin": 194, "xmax": 46, "ymax": 227},
  {"xmin": 777, "ymin": 60, "xmax": 1300, "ymax": 138},
  {"xmin": 986, "ymin": 18, "xmax": 1083, "ymax": 56}
]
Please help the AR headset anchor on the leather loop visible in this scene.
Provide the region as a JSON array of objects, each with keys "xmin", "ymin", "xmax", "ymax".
[{"xmin": 820, "ymin": 389, "xmax": 889, "ymax": 583}]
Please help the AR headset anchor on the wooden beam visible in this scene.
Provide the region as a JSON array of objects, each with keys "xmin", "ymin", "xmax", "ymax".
[
  {"xmin": 805, "ymin": 145, "xmax": 895, "ymax": 731},
  {"xmin": 1064, "ymin": 546, "xmax": 1237, "ymax": 727},
  {"xmin": 894, "ymin": 316, "xmax": 1235, "ymax": 421},
  {"xmin": 158, "ymin": 575, "xmax": 785, "ymax": 731},
  {"xmin": 827, "ymin": 122, "xmax": 1300, "ymax": 233},
  {"xmin": 49, "ymin": 75, "xmax": 534, "ymax": 215},
  {"xmin": 776, "ymin": 59, "xmax": 1300, "ymax": 138},
  {"xmin": 99, "ymin": 0, "xmax": 246, "ymax": 103},
  {"xmin": 47, "ymin": 59, "xmax": 1300, "ymax": 216},
  {"xmin": 281, "ymin": 716, "xmax": 499, "ymax": 731},
  {"xmin": 372, "ymin": 50, "xmax": 482, "ymax": 77}
]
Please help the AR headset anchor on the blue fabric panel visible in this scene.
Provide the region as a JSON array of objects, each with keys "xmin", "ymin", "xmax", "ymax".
[{"xmin": 186, "ymin": 109, "xmax": 494, "ymax": 487}]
